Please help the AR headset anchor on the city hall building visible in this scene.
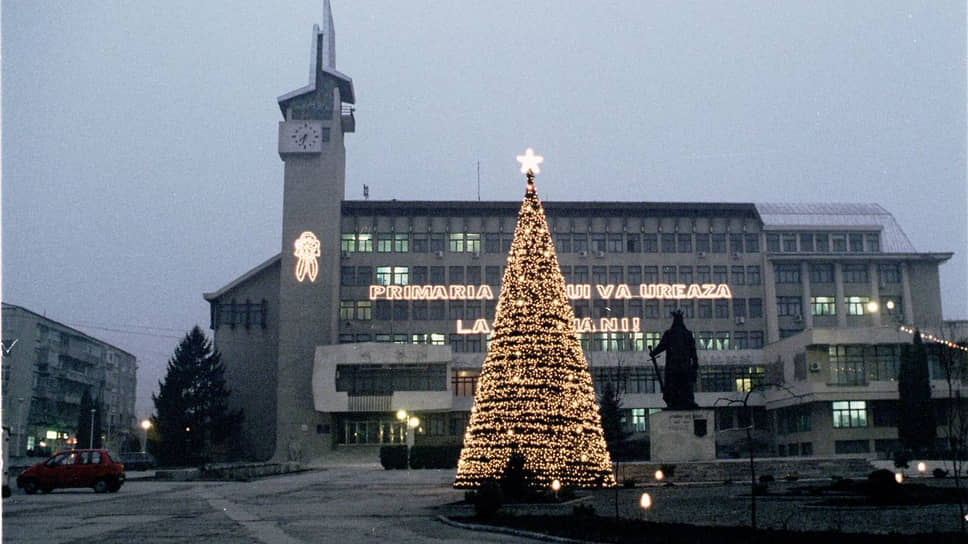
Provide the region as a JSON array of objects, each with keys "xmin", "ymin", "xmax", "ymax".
[{"xmin": 205, "ymin": 4, "xmax": 959, "ymax": 463}]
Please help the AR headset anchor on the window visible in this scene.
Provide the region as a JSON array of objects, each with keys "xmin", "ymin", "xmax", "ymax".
[
  {"xmin": 832, "ymin": 401, "xmax": 867, "ymax": 428},
  {"xmin": 449, "ymin": 233, "xmax": 465, "ymax": 253},
  {"xmin": 846, "ymin": 296, "xmax": 870, "ymax": 316},
  {"xmin": 809, "ymin": 263, "xmax": 833, "ymax": 283},
  {"xmin": 430, "ymin": 233, "xmax": 445, "ymax": 253},
  {"xmin": 729, "ymin": 234, "xmax": 743, "ymax": 254},
  {"xmin": 377, "ymin": 233, "xmax": 393, "ymax": 252},
  {"xmin": 356, "ymin": 266, "xmax": 371, "ymax": 285},
  {"xmin": 392, "ymin": 302, "xmax": 408, "ymax": 321},
  {"xmin": 412, "ymin": 301, "xmax": 428, "ymax": 320},
  {"xmin": 733, "ymin": 331, "xmax": 748, "ymax": 349},
  {"xmin": 678, "ymin": 266, "xmax": 693, "ymax": 284},
  {"xmin": 573, "ymin": 266, "xmax": 589, "ymax": 283},
  {"xmin": 832, "ymin": 234, "xmax": 846, "ymax": 252},
  {"xmin": 374, "ymin": 301, "xmax": 391, "ymax": 320},
  {"xmin": 731, "ymin": 266, "xmax": 745, "ymax": 285},
  {"xmin": 394, "ymin": 233, "xmax": 409, "ymax": 252},
  {"xmin": 643, "ymin": 266, "xmax": 658, "ymax": 283},
  {"xmin": 429, "ymin": 301, "xmax": 445, "ymax": 320},
  {"xmin": 835, "ymin": 440, "xmax": 870, "ymax": 454},
  {"xmin": 466, "ymin": 266, "xmax": 481, "ymax": 284},
  {"xmin": 829, "ymin": 346, "xmax": 866, "ymax": 385},
  {"xmin": 814, "ymin": 233, "xmax": 829, "ymax": 252},
  {"xmin": 766, "ymin": 233, "xmax": 780, "ymax": 252},
  {"xmin": 411, "ymin": 266, "xmax": 428, "ymax": 285},
  {"xmin": 774, "ymin": 264, "xmax": 800, "ymax": 283},
  {"xmin": 644, "ymin": 301, "xmax": 659, "ymax": 319},
  {"xmin": 485, "ymin": 233, "xmax": 501, "ymax": 253},
  {"xmin": 799, "ymin": 233, "xmax": 814, "ymax": 252},
  {"xmin": 715, "ymin": 331, "xmax": 730, "ymax": 351},
  {"xmin": 626, "ymin": 234, "xmax": 641, "ymax": 253},
  {"xmin": 776, "ymin": 297, "xmax": 801, "ymax": 317},
  {"xmin": 642, "ymin": 234, "xmax": 657, "ymax": 253},
  {"xmin": 661, "ymin": 233, "xmax": 676, "ymax": 253},
  {"xmin": 733, "ymin": 298, "xmax": 746, "ymax": 318},
  {"xmin": 357, "ymin": 233, "xmax": 373, "ymax": 252},
  {"xmin": 412, "ymin": 234, "xmax": 428, "ymax": 253},
  {"xmin": 842, "ymin": 264, "xmax": 868, "ymax": 283},
  {"xmin": 593, "ymin": 266, "xmax": 608, "ymax": 284},
  {"xmin": 849, "ymin": 233, "xmax": 864, "ymax": 252},
  {"xmin": 501, "ymin": 235, "xmax": 513, "ymax": 252},
  {"xmin": 429, "ymin": 266, "xmax": 445, "ymax": 284},
  {"xmin": 393, "ymin": 266, "xmax": 408, "ymax": 285},
  {"xmin": 573, "ymin": 234, "xmax": 588, "ymax": 254},
  {"xmin": 866, "ymin": 233, "xmax": 880, "ymax": 252},
  {"xmin": 449, "ymin": 266, "xmax": 464, "ymax": 284},
  {"xmin": 376, "ymin": 266, "xmax": 392, "ymax": 285},
  {"xmin": 335, "ymin": 364, "xmax": 448, "ymax": 395},
  {"xmin": 340, "ymin": 300, "xmax": 354, "ymax": 320},
  {"xmin": 747, "ymin": 266, "xmax": 761, "ymax": 285},
  {"xmin": 749, "ymin": 331, "xmax": 764, "ymax": 349},
  {"xmin": 628, "ymin": 299, "xmax": 643, "ymax": 318},
  {"xmin": 697, "ymin": 331, "xmax": 714, "ymax": 350},
  {"xmin": 341, "ymin": 267, "xmax": 355, "ymax": 286},
  {"xmin": 591, "ymin": 234, "xmax": 606, "ymax": 254},
  {"xmin": 631, "ymin": 408, "xmax": 648, "ymax": 433},
  {"xmin": 341, "ymin": 233, "xmax": 356, "ymax": 252},
  {"xmin": 696, "ymin": 266, "xmax": 710, "ymax": 283},
  {"xmin": 609, "ymin": 266, "xmax": 623, "ymax": 284},
  {"xmin": 466, "ymin": 233, "xmax": 481, "ymax": 254},
  {"xmin": 744, "ymin": 233, "xmax": 759, "ymax": 253},
  {"xmin": 357, "ymin": 301, "xmax": 372, "ymax": 320},
  {"xmin": 485, "ymin": 266, "xmax": 501, "ymax": 286},
  {"xmin": 811, "ymin": 296, "xmax": 836, "ymax": 316},
  {"xmin": 782, "ymin": 234, "xmax": 797, "ymax": 252},
  {"xmin": 680, "ymin": 300, "xmax": 694, "ymax": 319},
  {"xmin": 608, "ymin": 234, "xmax": 624, "ymax": 253},
  {"xmin": 677, "ymin": 234, "xmax": 692, "ymax": 253},
  {"xmin": 713, "ymin": 266, "xmax": 727, "ymax": 284},
  {"xmin": 715, "ymin": 300, "xmax": 729, "ymax": 319},
  {"xmin": 695, "ymin": 234, "xmax": 710, "ymax": 253},
  {"xmin": 662, "ymin": 266, "xmax": 676, "ymax": 283},
  {"xmin": 872, "ymin": 400, "xmax": 898, "ymax": 427},
  {"xmin": 449, "ymin": 302, "xmax": 465, "ymax": 320},
  {"xmin": 663, "ymin": 301, "xmax": 677, "ymax": 318},
  {"xmin": 698, "ymin": 300, "xmax": 712, "ymax": 319},
  {"xmin": 710, "ymin": 234, "xmax": 726, "ymax": 253},
  {"xmin": 878, "ymin": 263, "xmax": 901, "ymax": 285},
  {"xmin": 627, "ymin": 266, "xmax": 642, "ymax": 285}
]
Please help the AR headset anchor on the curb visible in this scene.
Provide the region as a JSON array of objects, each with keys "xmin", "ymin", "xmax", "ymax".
[{"xmin": 437, "ymin": 515, "xmax": 588, "ymax": 543}]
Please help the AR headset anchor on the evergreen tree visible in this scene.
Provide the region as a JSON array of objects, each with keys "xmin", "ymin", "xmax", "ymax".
[
  {"xmin": 76, "ymin": 390, "xmax": 103, "ymax": 449},
  {"xmin": 455, "ymin": 164, "xmax": 615, "ymax": 489},
  {"xmin": 152, "ymin": 326, "xmax": 242, "ymax": 465},
  {"xmin": 897, "ymin": 330, "xmax": 936, "ymax": 453},
  {"xmin": 598, "ymin": 380, "xmax": 625, "ymax": 444}
]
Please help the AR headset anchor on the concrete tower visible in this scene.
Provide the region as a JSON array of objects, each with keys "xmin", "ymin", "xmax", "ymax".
[{"xmin": 274, "ymin": 0, "xmax": 355, "ymax": 461}]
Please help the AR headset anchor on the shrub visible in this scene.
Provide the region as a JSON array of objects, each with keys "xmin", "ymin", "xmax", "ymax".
[
  {"xmin": 408, "ymin": 445, "xmax": 461, "ymax": 469},
  {"xmin": 501, "ymin": 450, "xmax": 534, "ymax": 501},
  {"xmin": 893, "ymin": 449, "xmax": 910, "ymax": 468},
  {"xmin": 572, "ymin": 503, "xmax": 596, "ymax": 518},
  {"xmin": 470, "ymin": 479, "xmax": 504, "ymax": 519},
  {"xmin": 659, "ymin": 464, "xmax": 676, "ymax": 478},
  {"xmin": 758, "ymin": 474, "xmax": 774, "ymax": 483},
  {"xmin": 379, "ymin": 445, "xmax": 408, "ymax": 470},
  {"xmin": 933, "ymin": 468, "xmax": 949, "ymax": 479}
]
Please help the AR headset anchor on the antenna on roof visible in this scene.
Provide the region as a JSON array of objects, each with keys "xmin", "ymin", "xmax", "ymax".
[
  {"xmin": 363, "ymin": 184, "xmax": 369, "ymax": 200},
  {"xmin": 477, "ymin": 161, "xmax": 481, "ymax": 201}
]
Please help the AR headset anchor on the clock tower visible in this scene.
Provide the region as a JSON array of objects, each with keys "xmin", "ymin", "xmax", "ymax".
[{"xmin": 274, "ymin": 0, "xmax": 355, "ymax": 461}]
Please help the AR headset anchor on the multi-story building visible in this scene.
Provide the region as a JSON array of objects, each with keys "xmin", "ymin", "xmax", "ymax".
[
  {"xmin": 1, "ymin": 304, "xmax": 138, "ymax": 456},
  {"xmin": 204, "ymin": 3, "xmax": 962, "ymax": 463}
]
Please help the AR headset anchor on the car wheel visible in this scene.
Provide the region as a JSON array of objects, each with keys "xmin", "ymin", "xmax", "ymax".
[
  {"xmin": 93, "ymin": 479, "xmax": 110, "ymax": 493},
  {"xmin": 22, "ymin": 480, "xmax": 39, "ymax": 495}
]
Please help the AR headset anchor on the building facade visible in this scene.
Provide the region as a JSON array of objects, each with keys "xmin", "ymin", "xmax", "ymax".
[
  {"xmin": 1, "ymin": 304, "xmax": 138, "ymax": 456},
  {"xmin": 204, "ymin": 4, "xmax": 961, "ymax": 463}
]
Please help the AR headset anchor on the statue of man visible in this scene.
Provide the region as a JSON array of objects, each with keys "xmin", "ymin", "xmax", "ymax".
[{"xmin": 650, "ymin": 310, "xmax": 699, "ymax": 410}]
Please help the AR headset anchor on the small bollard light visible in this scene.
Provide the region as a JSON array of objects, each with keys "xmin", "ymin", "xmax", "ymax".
[
  {"xmin": 917, "ymin": 462, "xmax": 926, "ymax": 475},
  {"xmin": 654, "ymin": 469, "xmax": 664, "ymax": 482},
  {"xmin": 894, "ymin": 472, "xmax": 904, "ymax": 484},
  {"xmin": 551, "ymin": 479, "xmax": 561, "ymax": 500},
  {"xmin": 640, "ymin": 492, "xmax": 653, "ymax": 516}
]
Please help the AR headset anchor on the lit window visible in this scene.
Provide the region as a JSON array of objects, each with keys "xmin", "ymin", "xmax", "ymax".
[
  {"xmin": 449, "ymin": 233, "xmax": 465, "ymax": 253},
  {"xmin": 832, "ymin": 401, "xmax": 867, "ymax": 428},
  {"xmin": 811, "ymin": 296, "xmax": 836, "ymax": 316},
  {"xmin": 357, "ymin": 233, "xmax": 373, "ymax": 252},
  {"xmin": 846, "ymin": 296, "xmax": 870, "ymax": 316}
]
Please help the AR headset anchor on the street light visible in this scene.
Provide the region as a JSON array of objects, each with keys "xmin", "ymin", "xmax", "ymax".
[
  {"xmin": 140, "ymin": 420, "xmax": 152, "ymax": 453},
  {"xmin": 89, "ymin": 409, "xmax": 96, "ymax": 449},
  {"xmin": 17, "ymin": 398, "xmax": 25, "ymax": 456},
  {"xmin": 396, "ymin": 410, "xmax": 420, "ymax": 467}
]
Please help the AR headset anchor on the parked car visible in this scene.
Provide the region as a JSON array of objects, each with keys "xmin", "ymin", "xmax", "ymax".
[
  {"xmin": 17, "ymin": 449, "xmax": 125, "ymax": 494},
  {"xmin": 117, "ymin": 451, "xmax": 156, "ymax": 471}
]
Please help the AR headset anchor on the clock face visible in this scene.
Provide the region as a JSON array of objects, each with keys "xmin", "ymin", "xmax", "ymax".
[
  {"xmin": 290, "ymin": 122, "xmax": 321, "ymax": 151},
  {"xmin": 279, "ymin": 121, "xmax": 323, "ymax": 154}
]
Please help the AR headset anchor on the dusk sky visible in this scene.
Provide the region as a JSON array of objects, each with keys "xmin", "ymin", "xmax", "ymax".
[{"xmin": 3, "ymin": 1, "xmax": 965, "ymax": 418}]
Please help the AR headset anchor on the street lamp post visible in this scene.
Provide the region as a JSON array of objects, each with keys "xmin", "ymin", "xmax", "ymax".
[
  {"xmin": 17, "ymin": 398, "xmax": 25, "ymax": 456},
  {"xmin": 89, "ymin": 409, "xmax": 96, "ymax": 449},
  {"xmin": 396, "ymin": 410, "xmax": 420, "ymax": 468},
  {"xmin": 140, "ymin": 420, "xmax": 152, "ymax": 453}
]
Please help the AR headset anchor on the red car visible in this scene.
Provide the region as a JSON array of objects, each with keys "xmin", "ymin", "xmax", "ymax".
[{"xmin": 17, "ymin": 449, "xmax": 125, "ymax": 494}]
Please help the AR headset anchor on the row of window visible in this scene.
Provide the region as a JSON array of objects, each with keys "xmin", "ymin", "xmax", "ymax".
[
  {"xmin": 774, "ymin": 263, "xmax": 902, "ymax": 285},
  {"xmin": 336, "ymin": 330, "xmax": 767, "ymax": 351},
  {"xmin": 828, "ymin": 345, "xmax": 901, "ymax": 385},
  {"xmin": 766, "ymin": 232, "xmax": 880, "ymax": 254},
  {"xmin": 776, "ymin": 295, "xmax": 902, "ymax": 318},
  {"xmin": 340, "ymin": 231, "xmax": 764, "ymax": 255},
  {"xmin": 340, "ymin": 297, "xmax": 765, "ymax": 322},
  {"xmin": 346, "ymin": 264, "xmax": 766, "ymax": 287},
  {"xmin": 214, "ymin": 300, "xmax": 268, "ymax": 329}
]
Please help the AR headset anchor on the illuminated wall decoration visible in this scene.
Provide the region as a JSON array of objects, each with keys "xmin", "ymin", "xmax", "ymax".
[
  {"xmin": 455, "ymin": 165, "xmax": 615, "ymax": 489},
  {"xmin": 457, "ymin": 317, "xmax": 642, "ymax": 335},
  {"xmin": 293, "ymin": 231, "xmax": 321, "ymax": 282}
]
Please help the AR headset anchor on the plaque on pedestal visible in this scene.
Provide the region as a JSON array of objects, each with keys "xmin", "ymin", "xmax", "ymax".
[{"xmin": 649, "ymin": 409, "xmax": 716, "ymax": 463}]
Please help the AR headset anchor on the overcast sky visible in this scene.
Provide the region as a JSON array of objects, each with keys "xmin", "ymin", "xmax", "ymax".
[{"xmin": 3, "ymin": 1, "xmax": 966, "ymax": 419}]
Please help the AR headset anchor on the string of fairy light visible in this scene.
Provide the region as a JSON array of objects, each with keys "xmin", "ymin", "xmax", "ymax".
[
  {"xmin": 897, "ymin": 325, "xmax": 968, "ymax": 353},
  {"xmin": 454, "ymin": 149, "xmax": 615, "ymax": 489}
]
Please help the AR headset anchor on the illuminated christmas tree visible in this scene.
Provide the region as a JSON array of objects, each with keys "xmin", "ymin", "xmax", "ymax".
[{"xmin": 454, "ymin": 149, "xmax": 615, "ymax": 489}]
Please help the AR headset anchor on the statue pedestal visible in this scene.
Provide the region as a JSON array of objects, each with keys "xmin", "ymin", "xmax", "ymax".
[{"xmin": 649, "ymin": 409, "xmax": 716, "ymax": 463}]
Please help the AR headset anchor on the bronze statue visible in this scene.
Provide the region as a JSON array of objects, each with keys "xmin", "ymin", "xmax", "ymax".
[{"xmin": 649, "ymin": 310, "xmax": 699, "ymax": 410}]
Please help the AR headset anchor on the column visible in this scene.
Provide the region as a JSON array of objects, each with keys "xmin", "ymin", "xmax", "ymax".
[
  {"xmin": 801, "ymin": 261, "xmax": 812, "ymax": 330},
  {"xmin": 764, "ymin": 260, "xmax": 779, "ymax": 343},
  {"xmin": 869, "ymin": 263, "xmax": 881, "ymax": 327},
  {"xmin": 834, "ymin": 263, "xmax": 846, "ymax": 328},
  {"xmin": 901, "ymin": 262, "xmax": 914, "ymax": 326}
]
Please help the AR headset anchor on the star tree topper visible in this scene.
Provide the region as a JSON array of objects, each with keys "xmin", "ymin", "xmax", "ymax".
[{"xmin": 516, "ymin": 148, "xmax": 543, "ymax": 175}]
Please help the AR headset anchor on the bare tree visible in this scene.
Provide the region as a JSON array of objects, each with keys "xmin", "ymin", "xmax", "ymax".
[{"xmin": 936, "ymin": 327, "xmax": 968, "ymax": 535}]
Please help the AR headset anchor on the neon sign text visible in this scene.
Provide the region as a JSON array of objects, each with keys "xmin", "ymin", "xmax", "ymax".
[
  {"xmin": 456, "ymin": 317, "xmax": 643, "ymax": 335},
  {"xmin": 369, "ymin": 283, "xmax": 731, "ymax": 301}
]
